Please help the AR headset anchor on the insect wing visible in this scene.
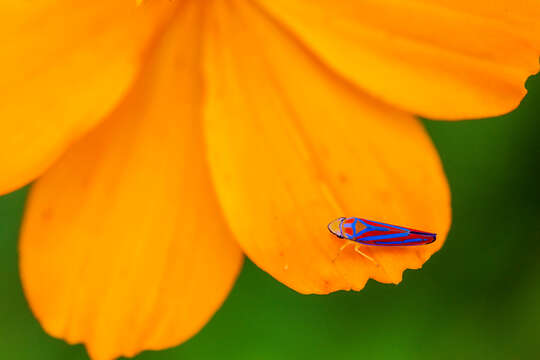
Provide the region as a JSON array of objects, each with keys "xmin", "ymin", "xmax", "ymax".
[{"xmin": 354, "ymin": 218, "xmax": 436, "ymax": 246}]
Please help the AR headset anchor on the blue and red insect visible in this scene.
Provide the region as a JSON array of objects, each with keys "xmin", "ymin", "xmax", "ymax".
[{"xmin": 328, "ymin": 217, "xmax": 436, "ymax": 246}]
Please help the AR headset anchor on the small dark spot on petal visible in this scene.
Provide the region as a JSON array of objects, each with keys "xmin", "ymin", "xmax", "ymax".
[
  {"xmin": 41, "ymin": 207, "xmax": 54, "ymax": 221},
  {"xmin": 322, "ymin": 280, "xmax": 331, "ymax": 292},
  {"xmin": 338, "ymin": 173, "xmax": 348, "ymax": 184}
]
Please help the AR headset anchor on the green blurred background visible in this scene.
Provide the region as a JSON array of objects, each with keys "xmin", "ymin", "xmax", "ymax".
[{"xmin": 1, "ymin": 75, "xmax": 539, "ymax": 360}]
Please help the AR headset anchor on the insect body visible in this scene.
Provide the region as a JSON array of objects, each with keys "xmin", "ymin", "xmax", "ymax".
[{"xmin": 328, "ymin": 217, "xmax": 436, "ymax": 246}]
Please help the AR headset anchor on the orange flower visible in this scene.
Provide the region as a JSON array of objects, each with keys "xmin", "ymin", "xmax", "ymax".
[{"xmin": 1, "ymin": 0, "xmax": 538, "ymax": 359}]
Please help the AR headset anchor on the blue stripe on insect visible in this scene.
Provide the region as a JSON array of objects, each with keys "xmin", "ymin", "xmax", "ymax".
[
  {"xmin": 359, "ymin": 233, "xmax": 415, "ymax": 241},
  {"xmin": 373, "ymin": 238, "xmax": 429, "ymax": 245},
  {"xmin": 363, "ymin": 219, "xmax": 411, "ymax": 232}
]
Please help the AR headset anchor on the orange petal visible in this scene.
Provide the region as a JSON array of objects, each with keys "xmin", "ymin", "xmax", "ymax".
[
  {"xmin": 0, "ymin": 0, "xmax": 178, "ymax": 195},
  {"xmin": 254, "ymin": 0, "xmax": 540, "ymax": 119},
  {"xmin": 19, "ymin": 3, "xmax": 243, "ymax": 360},
  {"xmin": 203, "ymin": 1, "xmax": 450, "ymax": 294}
]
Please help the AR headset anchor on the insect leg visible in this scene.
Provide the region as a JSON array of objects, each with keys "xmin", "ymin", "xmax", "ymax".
[
  {"xmin": 354, "ymin": 245, "xmax": 379, "ymax": 267},
  {"xmin": 332, "ymin": 241, "xmax": 354, "ymax": 262},
  {"xmin": 339, "ymin": 241, "xmax": 354, "ymax": 252}
]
